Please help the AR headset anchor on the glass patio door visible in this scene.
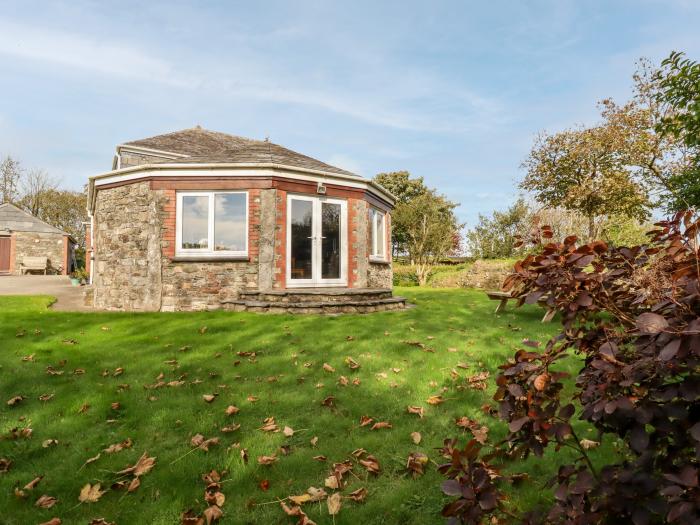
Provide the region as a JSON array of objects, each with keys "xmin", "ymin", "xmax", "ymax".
[{"xmin": 287, "ymin": 195, "xmax": 347, "ymax": 287}]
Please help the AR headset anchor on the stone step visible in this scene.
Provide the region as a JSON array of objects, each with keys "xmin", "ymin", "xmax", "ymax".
[
  {"xmin": 238, "ymin": 288, "xmax": 394, "ymax": 304},
  {"xmin": 222, "ymin": 296, "xmax": 406, "ymax": 314}
]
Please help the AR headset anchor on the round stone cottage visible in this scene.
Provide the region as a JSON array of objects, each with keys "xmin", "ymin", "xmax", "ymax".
[{"xmin": 85, "ymin": 127, "xmax": 403, "ymax": 313}]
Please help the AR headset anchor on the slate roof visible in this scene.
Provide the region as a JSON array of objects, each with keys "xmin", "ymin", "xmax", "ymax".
[
  {"xmin": 0, "ymin": 202, "xmax": 70, "ymax": 236},
  {"xmin": 120, "ymin": 127, "xmax": 360, "ymax": 178}
]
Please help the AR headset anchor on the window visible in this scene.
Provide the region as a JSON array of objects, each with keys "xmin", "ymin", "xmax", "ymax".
[
  {"xmin": 176, "ymin": 191, "xmax": 248, "ymax": 257},
  {"xmin": 370, "ymin": 208, "xmax": 387, "ymax": 261}
]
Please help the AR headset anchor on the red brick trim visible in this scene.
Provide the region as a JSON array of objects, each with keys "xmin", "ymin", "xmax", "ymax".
[
  {"xmin": 161, "ymin": 189, "xmax": 176, "ymax": 258},
  {"xmin": 274, "ymin": 190, "xmax": 287, "ymax": 289}
]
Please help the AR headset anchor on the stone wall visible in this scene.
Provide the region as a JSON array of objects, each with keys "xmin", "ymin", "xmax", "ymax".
[
  {"xmin": 349, "ymin": 198, "xmax": 369, "ymax": 287},
  {"xmin": 119, "ymin": 151, "xmax": 172, "ymax": 168},
  {"xmin": 368, "ymin": 261, "xmax": 392, "ymax": 288},
  {"xmin": 13, "ymin": 232, "xmax": 65, "ymax": 274},
  {"xmin": 92, "ymin": 182, "xmax": 163, "ymax": 311}
]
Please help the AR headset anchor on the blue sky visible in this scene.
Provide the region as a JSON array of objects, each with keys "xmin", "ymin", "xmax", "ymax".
[{"xmin": 1, "ymin": 0, "xmax": 699, "ymax": 227}]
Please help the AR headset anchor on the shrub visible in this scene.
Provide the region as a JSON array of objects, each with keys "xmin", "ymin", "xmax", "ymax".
[{"xmin": 440, "ymin": 211, "xmax": 700, "ymax": 524}]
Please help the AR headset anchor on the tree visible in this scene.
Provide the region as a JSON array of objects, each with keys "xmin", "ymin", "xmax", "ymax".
[
  {"xmin": 521, "ymin": 123, "xmax": 650, "ymax": 240},
  {"xmin": 0, "ymin": 155, "xmax": 22, "ymax": 204},
  {"xmin": 30, "ymin": 189, "xmax": 88, "ymax": 248},
  {"xmin": 441, "ymin": 212, "xmax": 700, "ymax": 524},
  {"xmin": 373, "ymin": 171, "xmax": 428, "ymax": 256},
  {"xmin": 17, "ymin": 168, "xmax": 58, "ymax": 216},
  {"xmin": 466, "ymin": 198, "xmax": 530, "ymax": 259},
  {"xmin": 654, "ymin": 52, "xmax": 700, "ymax": 210},
  {"xmin": 392, "ymin": 190, "xmax": 461, "ymax": 285}
]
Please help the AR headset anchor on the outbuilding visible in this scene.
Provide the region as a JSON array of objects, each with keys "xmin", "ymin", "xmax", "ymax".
[
  {"xmin": 0, "ymin": 202, "xmax": 76, "ymax": 275},
  {"xmin": 86, "ymin": 127, "xmax": 403, "ymax": 313}
]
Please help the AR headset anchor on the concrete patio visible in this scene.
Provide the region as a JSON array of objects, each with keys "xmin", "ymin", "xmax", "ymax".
[{"xmin": 0, "ymin": 275, "xmax": 91, "ymax": 311}]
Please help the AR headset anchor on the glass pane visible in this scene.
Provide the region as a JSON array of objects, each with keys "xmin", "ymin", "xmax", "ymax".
[
  {"xmin": 181, "ymin": 195, "xmax": 209, "ymax": 249},
  {"xmin": 291, "ymin": 199, "xmax": 313, "ymax": 280},
  {"xmin": 214, "ymin": 193, "xmax": 246, "ymax": 251},
  {"xmin": 321, "ymin": 202, "xmax": 341, "ymax": 279},
  {"xmin": 376, "ymin": 213, "xmax": 385, "ymax": 257}
]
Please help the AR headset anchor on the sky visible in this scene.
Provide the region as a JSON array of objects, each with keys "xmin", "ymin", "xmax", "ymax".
[{"xmin": 1, "ymin": 0, "xmax": 699, "ymax": 228}]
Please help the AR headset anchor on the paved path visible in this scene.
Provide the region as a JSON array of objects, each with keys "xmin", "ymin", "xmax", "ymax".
[{"xmin": 0, "ymin": 275, "xmax": 92, "ymax": 311}]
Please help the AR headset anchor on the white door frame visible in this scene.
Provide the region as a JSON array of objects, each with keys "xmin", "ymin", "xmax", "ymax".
[{"xmin": 286, "ymin": 194, "xmax": 348, "ymax": 288}]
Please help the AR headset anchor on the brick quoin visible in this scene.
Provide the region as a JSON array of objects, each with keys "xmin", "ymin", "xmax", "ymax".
[{"xmin": 274, "ymin": 190, "xmax": 287, "ymax": 289}]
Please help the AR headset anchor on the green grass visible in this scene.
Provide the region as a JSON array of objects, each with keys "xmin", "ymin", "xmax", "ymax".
[{"xmin": 0, "ymin": 289, "xmax": 610, "ymax": 524}]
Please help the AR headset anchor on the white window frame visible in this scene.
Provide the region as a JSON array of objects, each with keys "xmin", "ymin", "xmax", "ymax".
[
  {"xmin": 369, "ymin": 208, "xmax": 387, "ymax": 262},
  {"xmin": 175, "ymin": 191, "xmax": 248, "ymax": 258}
]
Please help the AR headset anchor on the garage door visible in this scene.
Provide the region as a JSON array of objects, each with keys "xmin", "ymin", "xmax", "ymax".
[{"xmin": 0, "ymin": 237, "xmax": 10, "ymax": 273}]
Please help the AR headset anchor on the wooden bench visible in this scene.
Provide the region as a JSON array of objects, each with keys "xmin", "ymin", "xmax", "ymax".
[
  {"xmin": 20, "ymin": 256, "xmax": 49, "ymax": 275},
  {"xmin": 485, "ymin": 290, "xmax": 556, "ymax": 323}
]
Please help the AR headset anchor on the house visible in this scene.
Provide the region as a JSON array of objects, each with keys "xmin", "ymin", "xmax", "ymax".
[
  {"xmin": 0, "ymin": 202, "xmax": 76, "ymax": 275},
  {"xmin": 85, "ymin": 127, "xmax": 403, "ymax": 313}
]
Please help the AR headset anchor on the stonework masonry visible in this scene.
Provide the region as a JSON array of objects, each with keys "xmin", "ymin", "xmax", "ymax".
[
  {"xmin": 90, "ymin": 180, "xmax": 393, "ymax": 311},
  {"xmin": 13, "ymin": 231, "xmax": 66, "ymax": 275}
]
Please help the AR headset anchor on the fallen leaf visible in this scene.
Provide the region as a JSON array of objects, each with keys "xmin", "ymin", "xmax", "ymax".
[
  {"xmin": 221, "ymin": 424, "xmax": 240, "ymax": 433},
  {"xmin": 257, "ymin": 454, "xmax": 278, "ymax": 465},
  {"xmin": 411, "ymin": 431, "xmax": 422, "ymax": 445},
  {"xmin": 322, "ymin": 363, "xmax": 336, "ymax": 373},
  {"xmin": 533, "ymin": 373, "xmax": 549, "ymax": 392},
  {"xmin": 327, "ymin": 492, "xmax": 342, "ymax": 515},
  {"xmin": 42, "ymin": 439, "xmax": 58, "ymax": 448},
  {"xmin": 247, "ymin": 395, "xmax": 258, "ymax": 402},
  {"xmin": 6, "ymin": 395, "xmax": 24, "ymax": 406},
  {"xmin": 79, "ymin": 483, "xmax": 106, "ymax": 503},
  {"xmin": 39, "ymin": 519, "xmax": 61, "ymax": 525},
  {"xmin": 283, "ymin": 426, "xmax": 295, "ymax": 437},
  {"xmin": 126, "ymin": 477, "xmax": 140, "ymax": 493},
  {"xmin": 406, "ymin": 452, "xmax": 429, "ymax": 478},
  {"xmin": 23, "ymin": 475, "xmax": 43, "ymax": 490},
  {"xmin": 580, "ymin": 438, "xmax": 600, "ymax": 450},
  {"xmin": 21, "ymin": 353, "xmax": 35, "ymax": 362},
  {"xmin": 313, "ymin": 455, "xmax": 327, "ymax": 462},
  {"xmin": 344, "ymin": 357, "xmax": 360, "ymax": 369},
  {"xmin": 0, "ymin": 458, "xmax": 11, "ymax": 473},
  {"xmin": 259, "ymin": 479, "xmax": 270, "ymax": 491},
  {"xmin": 225, "ymin": 405, "xmax": 239, "ymax": 416},
  {"xmin": 310, "ymin": 436, "xmax": 318, "ymax": 447},
  {"xmin": 370, "ymin": 421, "xmax": 392, "ymax": 430},
  {"xmin": 407, "ymin": 406, "xmax": 425, "ymax": 418},
  {"xmin": 39, "ymin": 393, "xmax": 54, "ymax": 402},
  {"xmin": 324, "ymin": 476, "xmax": 340, "ymax": 489},
  {"xmin": 359, "ymin": 416, "xmax": 374, "ymax": 427},
  {"xmin": 260, "ymin": 417, "xmax": 279, "ymax": 432},
  {"xmin": 321, "ymin": 396, "xmax": 335, "ymax": 407},
  {"xmin": 348, "ymin": 487, "xmax": 367, "ymax": 502},
  {"xmin": 359, "ymin": 455, "xmax": 381, "ymax": 474},
  {"xmin": 117, "ymin": 452, "xmax": 156, "ymax": 477},
  {"xmin": 191, "ymin": 434, "xmax": 220, "ymax": 451},
  {"xmin": 83, "ymin": 453, "xmax": 101, "ymax": 466},
  {"xmin": 338, "ymin": 376, "xmax": 349, "ymax": 386},
  {"xmin": 203, "ymin": 394, "xmax": 217, "ymax": 403},
  {"xmin": 202, "ymin": 505, "xmax": 223, "ymax": 524},
  {"xmin": 104, "ymin": 437, "xmax": 133, "ymax": 454},
  {"xmin": 427, "ymin": 395, "xmax": 444, "ymax": 405}
]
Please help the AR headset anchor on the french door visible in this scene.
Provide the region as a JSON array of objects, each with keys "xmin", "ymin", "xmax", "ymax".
[{"xmin": 287, "ymin": 195, "xmax": 347, "ymax": 287}]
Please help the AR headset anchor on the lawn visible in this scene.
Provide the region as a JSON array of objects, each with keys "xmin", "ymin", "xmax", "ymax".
[{"xmin": 0, "ymin": 288, "xmax": 599, "ymax": 524}]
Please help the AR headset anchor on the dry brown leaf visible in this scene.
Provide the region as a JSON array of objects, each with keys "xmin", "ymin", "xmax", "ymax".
[
  {"xmin": 42, "ymin": 439, "xmax": 58, "ymax": 448},
  {"xmin": 327, "ymin": 492, "xmax": 342, "ymax": 515},
  {"xmin": 0, "ymin": 457, "xmax": 11, "ymax": 473},
  {"xmin": 338, "ymin": 376, "xmax": 349, "ymax": 386},
  {"xmin": 306, "ymin": 486, "xmax": 327, "ymax": 501},
  {"xmin": 117, "ymin": 452, "xmax": 156, "ymax": 477},
  {"xmin": 283, "ymin": 426, "xmax": 295, "ymax": 437},
  {"xmin": 83, "ymin": 453, "xmax": 101, "ymax": 466},
  {"xmin": 359, "ymin": 455, "xmax": 381, "ymax": 474},
  {"xmin": 324, "ymin": 476, "xmax": 340, "ymax": 489},
  {"xmin": 240, "ymin": 448, "xmax": 249, "ymax": 464},
  {"xmin": 533, "ymin": 373, "xmax": 549, "ymax": 392},
  {"xmin": 257, "ymin": 454, "xmax": 278, "ymax": 465},
  {"xmin": 322, "ymin": 363, "xmax": 336, "ymax": 373},
  {"xmin": 411, "ymin": 431, "xmax": 422, "ymax": 445},
  {"xmin": 352, "ymin": 377, "xmax": 361, "ymax": 386},
  {"xmin": 407, "ymin": 405, "xmax": 425, "ymax": 418},
  {"xmin": 247, "ymin": 395, "xmax": 258, "ymax": 402},
  {"xmin": 202, "ymin": 505, "xmax": 223, "ymax": 524},
  {"xmin": 39, "ymin": 519, "xmax": 62, "ymax": 525},
  {"xmin": 310, "ymin": 436, "xmax": 318, "ymax": 447},
  {"xmin": 104, "ymin": 437, "xmax": 132, "ymax": 454},
  {"xmin": 426, "ymin": 395, "xmax": 444, "ymax": 405},
  {"xmin": 406, "ymin": 452, "xmax": 429, "ymax": 478},
  {"xmin": 6, "ymin": 395, "xmax": 24, "ymax": 406},
  {"xmin": 344, "ymin": 357, "xmax": 360, "ymax": 369},
  {"xmin": 370, "ymin": 421, "xmax": 392, "ymax": 430},
  {"xmin": 191, "ymin": 434, "xmax": 219, "ymax": 452},
  {"xmin": 312, "ymin": 455, "xmax": 327, "ymax": 462},
  {"xmin": 39, "ymin": 393, "xmax": 54, "ymax": 402},
  {"xmin": 202, "ymin": 394, "xmax": 217, "ymax": 403},
  {"xmin": 23, "ymin": 475, "xmax": 43, "ymax": 490},
  {"xmin": 220, "ymin": 424, "xmax": 240, "ymax": 433},
  {"xmin": 359, "ymin": 415, "xmax": 374, "ymax": 427},
  {"xmin": 127, "ymin": 477, "xmax": 140, "ymax": 493},
  {"xmin": 347, "ymin": 487, "xmax": 367, "ymax": 502},
  {"xmin": 225, "ymin": 405, "xmax": 239, "ymax": 416},
  {"xmin": 79, "ymin": 483, "xmax": 106, "ymax": 503},
  {"xmin": 289, "ymin": 493, "xmax": 312, "ymax": 505},
  {"xmin": 260, "ymin": 417, "xmax": 279, "ymax": 432}
]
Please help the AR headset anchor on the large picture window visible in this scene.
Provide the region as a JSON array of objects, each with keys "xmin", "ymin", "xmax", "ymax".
[
  {"xmin": 370, "ymin": 208, "xmax": 387, "ymax": 261},
  {"xmin": 176, "ymin": 191, "xmax": 248, "ymax": 257}
]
